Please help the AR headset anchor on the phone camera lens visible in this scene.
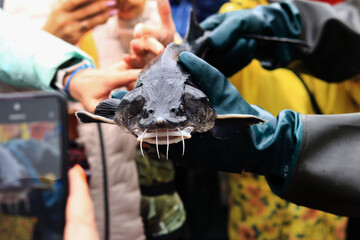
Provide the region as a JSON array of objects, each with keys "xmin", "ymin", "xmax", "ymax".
[
  {"xmin": 48, "ymin": 111, "xmax": 55, "ymax": 119},
  {"xmin": 13, "ymin": 102, "xmax": 21, "ymax": 111}
]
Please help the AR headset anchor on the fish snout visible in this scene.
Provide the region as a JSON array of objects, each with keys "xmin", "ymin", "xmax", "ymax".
[
  {"xmin": 139, "ymin": 106, "xmax": 188, "ymax": 129},
  {"xmin": 155, "ymin": 116, "xmax": 166, "ymax": 125},
  {"xmin": 139, "ymin": 114, "xmax": 188, "ymax": 129}
]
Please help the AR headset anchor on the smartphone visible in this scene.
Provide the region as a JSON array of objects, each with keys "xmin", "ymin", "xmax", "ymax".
[{"xmin": 0, "ymin": 91, "xmax": 68, "ymax": 240}]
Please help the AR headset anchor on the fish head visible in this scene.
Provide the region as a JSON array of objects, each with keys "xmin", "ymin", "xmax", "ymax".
[{"xmin": 114, "ymin": 51, "xmax": 217, "ymax": 145}]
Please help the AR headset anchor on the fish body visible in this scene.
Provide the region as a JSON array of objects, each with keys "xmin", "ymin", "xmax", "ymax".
[
  {"xmin": 115, "ymin": 42, "xmax": 217, "ymax": 145},
  {"xmin": 76, "ymin": 13, "xmax": 265, "ymax": 156}
]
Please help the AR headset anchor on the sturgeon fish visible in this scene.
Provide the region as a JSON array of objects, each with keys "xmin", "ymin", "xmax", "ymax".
[{"xmin": 76, "ymin": 13, "xmax": 265, "ymax": 159}]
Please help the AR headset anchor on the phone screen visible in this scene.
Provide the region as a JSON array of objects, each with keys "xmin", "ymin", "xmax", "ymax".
[{"xmin": 0, "ymin": 93, "xmax": 68, "ymax": 240}]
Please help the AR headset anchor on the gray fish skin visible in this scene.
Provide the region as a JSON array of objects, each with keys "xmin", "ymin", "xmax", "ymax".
[{"xmin": 115, "ymin": 43, "xmax": 217, "ymax": 140}]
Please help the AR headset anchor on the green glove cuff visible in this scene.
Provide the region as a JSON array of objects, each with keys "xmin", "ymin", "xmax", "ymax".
[
  {"xmin": 265, "ymin": 112, "xmax": 303, "ymax": 196},
  {"xmin": 279, "ymin": 113, "xmax": 360, "ymax": 216}
]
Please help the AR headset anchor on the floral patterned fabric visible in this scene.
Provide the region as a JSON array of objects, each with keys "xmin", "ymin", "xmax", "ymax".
[
  {"xmin": 227, "ymin": 173, "xmax": 347, "ymax": 240},
  {"xmin": 0, "ymin": 213, "xmax": 36, "ymax": 240}
]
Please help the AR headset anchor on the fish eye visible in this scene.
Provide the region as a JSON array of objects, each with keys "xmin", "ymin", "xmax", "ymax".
[
  {"xmin": 149, "ymin": 109, "xmax": 154, "ymax": 114},
  {"xmin": 170, "ymin": 108, "xmax": 176, "ymax": 113}
]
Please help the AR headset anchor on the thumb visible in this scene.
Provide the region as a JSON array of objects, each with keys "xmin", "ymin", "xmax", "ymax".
[
  {"xmin": 156, "ymin": 0, "xmax": 174, "ymax": 30},
  {"xmin": 68, "ymin": 165, "xmax": 88, "ymax": 197},
  {"xmin": 179, "ymin": 51, "xmax": 219, "ymax": 86},
  {"xmin": 65, "ymin": 165, "xmax": 99, "ymax": 240},
  {"xmin": 66, "ymin": 165, "xmax": 91, "ymax": 222},
  {"xmin": 107, "ymin": 69, "xmax": 141, "ymax": 89},
  {"xmin": 199, "ymin": 12, "xmax": 224, "ymax": 30},
  {"xmin": 179, "ymin": 51, "xmax": 228, "ymax": 99}
]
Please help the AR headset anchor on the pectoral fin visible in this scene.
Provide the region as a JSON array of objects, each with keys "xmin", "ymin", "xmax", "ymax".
[
  {"xmin": 210, "ymin": 114, "xmax": 266, "ymax": 140},
  {"xmin": 75, "ymin": 99, "xmax": 121, "ymax": 124},
  {"xmin": 94, "ymin": 99, "xmax": 121, "ymax": 119},
  {"xmin": 75, "ymin": 111, "xmax": 116, "ymax": 124},
  {"xmin": 216, "ymin": 114, "xmax": 266, "ymax": 125}
]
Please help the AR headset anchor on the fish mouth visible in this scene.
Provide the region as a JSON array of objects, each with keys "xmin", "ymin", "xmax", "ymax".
[{"xmin": 136, "ymin": 126, "xmax": 194, "ymax": 160}]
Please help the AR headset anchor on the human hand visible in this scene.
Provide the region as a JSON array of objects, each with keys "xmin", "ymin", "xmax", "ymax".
[
  {"xmin": 166, "ymin": 51, "xmax": 299, "ymax": 183},
  {"xmin": 64, "ymin": 165, "xmax": 99, "ymax": 240},
  {"xmin": 123, "ymin": 0, "xmax": 175, "ymax": 68},
  {"xmin": 178, "ymin": 51, "xmax": 259, "ymax": 117},
  {"xmin": 118, "ymin": 0, "xmax": 147, "ymax": 20},
  {"xmin": 67, "ymin": 62, "xmax": 141, "ymax": 112},
  {"xmin": 133, "ymin": 0, "xmax": 175, "ymax": 46},
  {"xmin": 43, "ymin": 0, "xmax": 118, "ymax": 45},
  {"xmin": 123, "ymin": 36, "xmax": 165, "ymax": 68},
  {"xmin": 201, "ymin": 2, "xmax": 301, "ymax": 77}
]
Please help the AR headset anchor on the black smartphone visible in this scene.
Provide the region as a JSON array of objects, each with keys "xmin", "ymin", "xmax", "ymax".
[{"xmin": 0, "ymin": 91, "xmax": 68, "ymax": 240}]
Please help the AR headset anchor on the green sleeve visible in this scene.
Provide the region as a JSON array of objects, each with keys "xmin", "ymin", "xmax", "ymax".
[
  {"xmin": 0, "ymin": 10, "xmax": 93, "ymax": 90},
  {"xmin": 272, "ymin": 113, "xmax": 360, "ymax": 217}
]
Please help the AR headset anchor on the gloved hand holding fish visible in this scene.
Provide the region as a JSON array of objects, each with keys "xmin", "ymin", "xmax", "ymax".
[
  {"xmin": 199, "ymin": 1, "xmax": 301, "ymax": 77},
  {"xmin": 76, "ymin": 1, "xmax": 303, "ymax": 160},
  {"xmin": 75, "ymin": 12, "xmax": 266, "ymax": 159}
]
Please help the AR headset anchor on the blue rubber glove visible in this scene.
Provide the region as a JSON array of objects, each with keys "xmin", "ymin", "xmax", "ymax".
[
  {"xmin": 200, "ymin": 1, "xmax": 301, "ymax": 77},
  {"xmin": 165, "ymin": 52, "xmax": 303, "ymax": 195},
  {"xmin": 111, "ymin": 89, "xmax": 128, "ymax": 100}
]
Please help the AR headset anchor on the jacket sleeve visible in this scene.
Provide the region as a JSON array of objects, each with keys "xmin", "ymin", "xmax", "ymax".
[
  {"xmin": 268, "ymin": 113, "xmax": 360, "ymax": 217},
  {"xmin": 0, "ymin": 10, "xmax": 93, "ymax": 90},
  {"xmin": 290, "ymin": 0, "xmax": 360, "ymax": 82}
]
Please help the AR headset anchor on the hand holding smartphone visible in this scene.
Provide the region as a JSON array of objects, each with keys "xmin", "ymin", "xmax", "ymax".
[{"xmin": 0, "ymin": 91, "xmax": 68, "ymax": 240}]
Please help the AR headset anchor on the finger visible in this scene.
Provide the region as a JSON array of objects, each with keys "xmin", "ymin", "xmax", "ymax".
[
  {"xmin": 78, "ymin": 9, "xmax": 118, "ymax": 32},
  {"xmin": 156, "ymin": 0, "xmax": 174, "ymax": 30},
  {"xmin": 110, "ymin": 61, "xmax": 130, "ymax": 71},
  {"xmin": 179, "ymin": 51, "xmax": 234, "ymax": 105},
  {"xmin": 123, "ymin": 54, "xmax": 146, "ymax": 69},
  {"xmin": 133, "ymin": 0, "xmax": 174, "ymax": 45},
  {"xmin": 66, "ymin": 165, "xmax": 91, "ymax": 221},
  {"xmin": 62, "ymin": 0, "xmax": 93, "ymax": 12},
  {"xmin": 107, "ymin": 69, "xmax": 141, "ymax": 89},
  {"xmin": 84, "ymin": 99, "xmax": 100, "ymax": 113},
  {"xmin": 179, "ymin": 51, "xmax": 224, "ymax": 90},
  {"xmin": 126, "ymin": 80, "xmax": 137, "ymax": 90},
  {"xmin": 67, "ymin": 165, "xmax": 88, "ymax": 201},
  {"xmin": 118, "ymin": 0, "xmax": 146, "ymax": 19},
  {"xmin": 209, "ymin": 16, "xmax": 243, "ymax": 50},
  {"xmin": 65, "ymin": 165, "xmax": 99, "ymax": 240},
  {"xmin": 73, "ymin": 0, "xmax": 117, "ymax": 20},
  {"xmin": 133, "ymin": 23, "xmax": 158, "ymax": 39},
  {"xmin": 199, "ymin": 12, "xmax": 224, "ymax": 30},
  {"xmin": 210, "ymin": 38, "xmax": 257, "ymax": 77},
  {"xmin": 130, "ymin": 37, "xmax": 164, "ymax": 57},
  {"xmin": 124, "ymin": 51, "xmax": 159, "ymax": 69}
]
